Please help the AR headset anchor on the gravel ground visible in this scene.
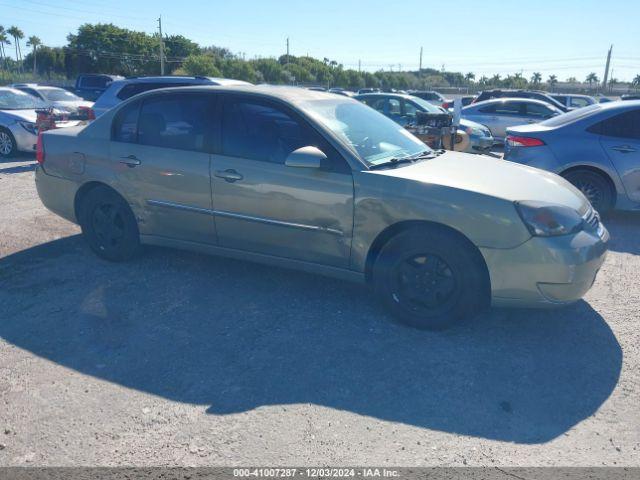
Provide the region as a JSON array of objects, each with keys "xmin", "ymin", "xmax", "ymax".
[{"xmin": 0, "ymin": 156, "xmax": 638, "ymax": 467}]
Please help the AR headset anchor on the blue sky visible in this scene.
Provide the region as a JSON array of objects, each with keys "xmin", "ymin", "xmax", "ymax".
[{"xmin": 4, "ymin": 0, "xmax": 640, "ymax": 81}]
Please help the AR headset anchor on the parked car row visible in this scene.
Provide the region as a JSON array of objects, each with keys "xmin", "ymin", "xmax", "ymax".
[{"xmin": 355, "ymin": 92, "xmax": 494, "ymax": 153}]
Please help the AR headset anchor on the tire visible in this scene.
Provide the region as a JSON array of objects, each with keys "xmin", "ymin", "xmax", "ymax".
[
  {"xmin": 79, "ymin": 186, "xmax": 141, "ymax": 262},
  {"xmin": 562, "ymin": 169, "xmax": 614, "ymax": 215},
  {"xmin": 0, "ymin": 128, "xmax": 17, "ymax": 158},
  {"xmin": 373, "ymin": 227, "xmax": 489, "ymax": 330}
]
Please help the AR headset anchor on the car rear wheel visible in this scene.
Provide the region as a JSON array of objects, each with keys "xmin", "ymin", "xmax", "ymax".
[
  {"xmin": 79, "ymin": 186, "xmax": 141, "ymax": 262},
  {"xmin": 373, "ymin": 227, "xmax": 488, "ymax": 330},
  {"xmin": 562, "ymin": 170, "xmax": 614, "ymax": 215},
  {"xmin": 0, "ymin": 128, "xmax": 17, "ymax": 158}
]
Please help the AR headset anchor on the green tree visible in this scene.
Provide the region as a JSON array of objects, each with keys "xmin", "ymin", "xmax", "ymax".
[
  {"xmin": 0, "ymin": 26, "xmax": 10, "ymax": 70},
  {"xmin": 632, "ymin": 75, "xmax": 640, "ymax": 90},
  {"xmin": 530, "ymin": 72, "xmax": 542, "ymax": 86},
  {"xmin": 586, "ymin": 72, "xmax": 599, "ymax": 90},
  {"xmin": 182, "ymin": 54, "xmax": 220, "ymax": 76},
  {"xmin": 464, "ymin": 72, "xmax": 475, "ymax": 84},
  {"xmin": 547, "ymin": 74, "xmax": 558, "ymax": 91},
  {"xmin": 26, "ymin": 35, "xmax": 41, "ymax": 75},
  {"xmin": 7, "ymin": 26, "xmax": 23, "ymax": 70}
]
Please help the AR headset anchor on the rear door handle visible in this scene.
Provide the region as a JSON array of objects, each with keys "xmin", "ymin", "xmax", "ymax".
[
  {"xmin": 611, "ymin": 145, "xmax": 636, "ymax": 153},
  {"xmin": 214, "ymin": 169, "xmax": 243, "ymax": 182},
  {"xmin": 119, "ymin": 155, "xmax": 141, "ymax": 167}
]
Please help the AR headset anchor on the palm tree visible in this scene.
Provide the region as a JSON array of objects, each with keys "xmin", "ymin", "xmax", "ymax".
[
  {"xmin": 26, "ymin": 35, "xmax": 41, "ymax": 75},
  {"xmin": 530, "ymin": 72, "xmax": 542, "ymax": 86},
  {"xmin": 7, "ymin": 26, "xmax": 23, "ymax": 72},
  {"xmin": 0, "ymin": 26, "xmax": 9, "ymax": 71},
  {"xmin": 547, "ymin": 74, "xmax": 558, "ymax": 91},
  {"xmin": 586, "ymin": 72, "xmax": 599, "ymax": 90},
  {"xmin": 632, "ymin": 75, "xmax": 640, "ymax": 91},
  {"xmin": 464, "ymin": 72, "xmax": 475, "ymax": 84},
  {"xmin": 566, "ymin": 76, "xmax": 578, "ymax": 84},
  {"xmin": 491, "ymin": 74, "xmax": 501, "ymax": 86}
]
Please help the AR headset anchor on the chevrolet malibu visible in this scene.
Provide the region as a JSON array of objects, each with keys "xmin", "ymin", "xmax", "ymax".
[{"xmin": 35, "ymin": 86, "xmax": 609, "ymax": 329}]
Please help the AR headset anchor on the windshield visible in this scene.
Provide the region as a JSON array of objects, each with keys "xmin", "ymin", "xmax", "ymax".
[
  {"xmin": 300, "ymin": 98, "xmax": 429, "ymax": 166},
  {"xmin": 39, "ymin": 88, "xmax": 82, "ymax": 102},
  {"xmin": 0, "ymin": 89, "xmax": 47, "ymax": 110},
  {"xmin": 540, "ymin": 103, "xmax": 602, "ymax": 127},
  {"xmin": 408, "ymin": 96, "xmax": 444, "ymax": 113}
]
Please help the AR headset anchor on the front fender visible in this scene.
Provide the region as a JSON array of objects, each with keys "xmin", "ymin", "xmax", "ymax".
[{"xmin": 350, "ymin": 172, "xmax": 530, "ymax": 272}]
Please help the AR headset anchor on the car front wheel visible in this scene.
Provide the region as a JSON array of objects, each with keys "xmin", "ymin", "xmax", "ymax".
[
  {"xmin": 373, "ymin": 227, "xmax": 489, "ymax": 330},
  {"xmin": 0, "ymin": 128, "xmax": 17, "ymax": 158}
]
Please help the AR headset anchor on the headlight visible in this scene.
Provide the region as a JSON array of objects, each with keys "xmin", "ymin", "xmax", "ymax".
[
  {"xmin": 19, "ymin": 121, "xmax": 37, "ymax": 135},
  {"xmin": 515, "ymin": 201, "xmax": 584, "ymax": 237}
]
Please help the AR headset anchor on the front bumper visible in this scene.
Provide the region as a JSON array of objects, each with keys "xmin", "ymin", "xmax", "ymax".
[
  {"xmin": 468, "ymin": 133, "xmax": 495, "ymax": 153},
  {"xmin": 481, "ymin": 225, "xmax": 609, "ymax": 307},
  {"xmin": 9, "ymin": 123, "xmax": 37, "ymax": 152}
]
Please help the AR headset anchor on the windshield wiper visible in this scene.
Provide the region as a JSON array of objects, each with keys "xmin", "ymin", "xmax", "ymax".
[{"xmin": 369, "ymin": 151, "xmax": 435, "ymax": 170}]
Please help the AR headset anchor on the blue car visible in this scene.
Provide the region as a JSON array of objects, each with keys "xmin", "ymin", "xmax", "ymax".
[
  {"xmin": 504, "ymin": 100, "xmax": 640, "ymax": 214},
  {"xmin": 355, "ymin": 93, "xmax": 494, "ymax": 154}
]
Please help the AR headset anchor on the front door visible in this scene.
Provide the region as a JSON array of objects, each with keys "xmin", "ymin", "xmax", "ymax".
[
  {"xmin": 210, "ymin": 96, "xmax": 354, "ymax": 267},
  {"xmin": 110, "ymin": 92, "xmax": 216, "ymax": 244}
]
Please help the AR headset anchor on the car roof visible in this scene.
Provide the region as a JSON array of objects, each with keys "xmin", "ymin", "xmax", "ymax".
[
  {"xmin": 355, "ymin": 92, "xmax": 415, "ymax": 100},
  {"xmin": 124, "ymin": 84, "xmax": 352, "ymax": 103},
  {"xmin": 115, "ymin": 76, "xmax": 250, "ymax": 85},
  {"xmin": 468, "ymin": 97, "xmax": 561, "ymax": 108}
]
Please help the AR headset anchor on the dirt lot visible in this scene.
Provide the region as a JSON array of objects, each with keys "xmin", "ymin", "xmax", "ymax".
[{"xmin": 0, "ymin": 156, "xmax": 639, "ymax": 466}]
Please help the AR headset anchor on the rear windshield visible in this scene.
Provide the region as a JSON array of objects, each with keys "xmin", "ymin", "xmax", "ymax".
[
  {"xmin": 39, "ymin": 88, "xmax": 82, "ymax": 102},
  {"xmin": 540, "ymin": 104, "xmax": 602, "ymax": 127}
]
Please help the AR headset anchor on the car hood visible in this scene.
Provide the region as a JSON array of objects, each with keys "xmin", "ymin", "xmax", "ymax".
[
  {"xmin": 459, "ymin": 118, "xmax": 485, "ymax": 130},
  {"xmin": 369, "ymin": 151, "xmax": 589, "ymax": 213},
  {"xmin": 0, "ymin": 109, "xmax": 36, "ymax": 123}
]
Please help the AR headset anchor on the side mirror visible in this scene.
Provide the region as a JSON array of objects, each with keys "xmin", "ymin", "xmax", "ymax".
[{"xmin": 284, "ymin": 146, "xmax": 327, "ymax": 169}]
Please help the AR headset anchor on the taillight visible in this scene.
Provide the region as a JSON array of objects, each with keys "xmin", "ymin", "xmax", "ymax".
[
  {"xmin": 442, "ymin": 102, "xmax": 452, "ymax": 109},
  {"xmin": 36, "ymin": 133, "xmax": 45, "ymax": 164},
  {"xmin": 506, "ymin": 135, "xmax": 545, "ymax": 147}
]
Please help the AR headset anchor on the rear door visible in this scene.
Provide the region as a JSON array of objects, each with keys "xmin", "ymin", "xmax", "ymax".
[
  {"xmin": 593, "ymin": 109, "xmax": 640, "ymax": 203},
  {"xmin": 110, "ymin": 92, "xmax": 216, "ymax": 244},
  {"xmin": 210, "ymin": 95, "xmax": 354, "ymax": 267}
]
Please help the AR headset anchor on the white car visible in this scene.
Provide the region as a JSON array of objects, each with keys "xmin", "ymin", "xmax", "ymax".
[
  {"xmin": 14, "ymin": 85, "xmax": 93, "ymax": 114},
  {"xmin": 0, "ymin": 87, "xmax": 82, "ymax": 157}
]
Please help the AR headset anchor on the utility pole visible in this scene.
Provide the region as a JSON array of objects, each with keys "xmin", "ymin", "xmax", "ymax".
[
  {"xmin": 157, "ymin": 16, "xmax": 165, "ymax": 76},
  {"xmin": 286, "ymin": 37, "xmax": 290, "ymax": 60},
  {"xmin": 602, "ymin": 44, "xmax": 613, "ymax": 91},
  {"xmin": 358, "ymin": 59, "xmax": 361, "ymax": 73},
  {"xmin": 419, "ymin": 46, "xmax": 423, "ymax": 73}
]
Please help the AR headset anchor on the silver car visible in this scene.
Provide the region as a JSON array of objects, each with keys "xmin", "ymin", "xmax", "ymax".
[
  {"xmin": 462, "ymin": 98, "xmax": 563, "ymax": 141},
  {"xmin": 14, "ymin": 85, "xmax": 94, "ymax": 114},
  {"xmin": 35, "ymin": 85, "xmax": 608, "ymax": 330},
  {"xmin": 504, "ymin": 100, "xmax": 640, "ymax": 214},
  {"xmin": 0, "ymin": 87, "xmax": 42, "ymax": 157}
]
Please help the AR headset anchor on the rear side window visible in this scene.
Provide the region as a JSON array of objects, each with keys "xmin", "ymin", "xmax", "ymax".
[
  {"xmin": 137, "ymin": 94, "xmax": 213, "ymax": 152},
  {"xmin": 116, "ymin": 82, "xmax": 196, "ymax": 101},
  {"xmin": 361, "ymin": 97, "xmax": 386, "ymax": 113},
  {"xmin": 570, "ymin": 97, "xmax": 591, "ymax": 108},
  {"xmin": 587, "ymin": 110, "xmax": 640, "ymax": 140},
  {"xmin": 80, "ymin": 76, "xmax": 109, "ymax": 89},
  {"xmin": 494, "ymin": 102, "xmax": 523, "ymax": 115},
  {"xmin": 112, "ymin": 100, "xmax": 140, "ymax": 143}
]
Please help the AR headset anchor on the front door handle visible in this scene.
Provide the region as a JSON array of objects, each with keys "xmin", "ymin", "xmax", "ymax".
[
  {"xmin": 611, "ymin": 145, "xmax": 637, "ymax": 154},
  {"xmin": 119, "ymin": 155, "xmax": 141, "ymax": 167},
  {"xmin": 214, "ymin": 169, "xmax": 243, "ymax": 182}
]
